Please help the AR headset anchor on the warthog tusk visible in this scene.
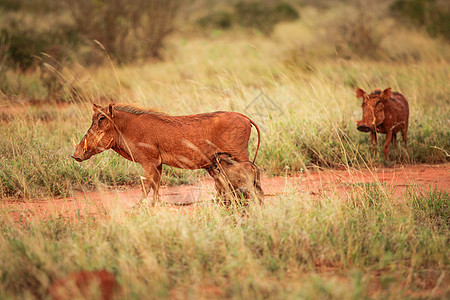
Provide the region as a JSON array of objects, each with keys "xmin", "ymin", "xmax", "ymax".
[
  {"xmin": 372, "ymin": 116, "xmax": 377, "ymax": 130},
  {"xmin": 353, "ymin": 117, "xmax": 358, "ymax": 125},
  {"xmin": 84, "ymin": 139, "xmax": 87, "ymax": 153},
  {"xmin": 72, "ymin": 138, "xmax": 77, "ymax": 148}
]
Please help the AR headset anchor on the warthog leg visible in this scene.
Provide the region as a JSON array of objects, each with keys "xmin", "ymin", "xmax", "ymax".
[
  {"xmin": 392, "ymin": 132, "xmax": 398, "ymax": 149},
  {"xmin": 383, "ymin": 130, "xmax": 393, "ymax": 162},
  {"xmin": 137, "ymin": 163, "xmax": 162, "ymax": 207},
  {"xmin": 252, "ymin": 167, "xmax": 264, "ymax": 206},
  {"xmin": 402, "ymin": 127, "xmax": 408, "ymax": 145},
  {"xmin": 370, "ymin": 130, "xmax": 378, "ymax": 153}
]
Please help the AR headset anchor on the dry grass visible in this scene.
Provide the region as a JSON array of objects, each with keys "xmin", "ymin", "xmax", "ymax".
[{"xmin": 0, "ymin": 186, "xmax": 448, "ymax": 299}]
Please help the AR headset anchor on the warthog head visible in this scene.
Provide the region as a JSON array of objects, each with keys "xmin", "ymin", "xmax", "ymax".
[
  {"xmin": 71, "ymin": 103, "xmax": 116, "ymax": 162},
  {"xmin": 208, "ymin": 153, "xmax": 264, "ymax": 206},
  {"xmin": 356, "ymin": 87, "xmax": 391, "ymax": 132}
]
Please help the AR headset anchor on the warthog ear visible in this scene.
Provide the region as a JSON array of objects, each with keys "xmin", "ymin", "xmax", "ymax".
[
  {"xmin": 356, "ymin": 88, "xmax": 367, "ymax": 99},
  {"xmin": 108, "ymin": 103, "xmax": 115, "ymax": 118},
  {"xmin": 382, "ymin": 87, "xmax": 392, "ymax": 101},
  {"xmin": 92, "ymin": 103, "xmax": 101, "ymax": 111}
]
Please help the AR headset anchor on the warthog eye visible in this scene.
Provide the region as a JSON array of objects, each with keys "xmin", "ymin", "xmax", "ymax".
[{"xmin": 99, "ymin": 115, "xmax": 106, "ymax": 122}]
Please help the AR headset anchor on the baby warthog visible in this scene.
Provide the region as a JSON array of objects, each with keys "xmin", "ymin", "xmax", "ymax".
[
  {"xmin": 356, "ymin": 87, "xmax": 409, "ymax": 161},
  {"xmin": 207, "ymin": 153, "xmax": 264, "ymax": 206},
  {"xmin": 71, "ymin": 103, "xmax": 262, "ymax": 206}
]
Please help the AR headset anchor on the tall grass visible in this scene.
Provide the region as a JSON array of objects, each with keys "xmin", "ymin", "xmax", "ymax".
[{"xmin": 0, "ymin": 185, "xmax": 448, "ymax": 298}]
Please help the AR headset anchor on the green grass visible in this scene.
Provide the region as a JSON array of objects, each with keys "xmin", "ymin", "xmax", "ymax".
[{"xmin": 0, "ymin": 185, "xmax": 448, "ymax": 299}]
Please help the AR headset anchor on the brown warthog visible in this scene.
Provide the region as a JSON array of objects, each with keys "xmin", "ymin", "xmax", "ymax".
[
  {"xmin": 356, "ymin": 87, "xmax": 409, "ymax": 161},
  {"xmin": 49, "ymin": 270, "xmax": 119, "ymax": 300},
  {"xmin": 71, "ymin": 103, "xmax": 261, "ymax": 205},
  {"xmin": 207, "ymin": 153, "xmax": 264, "ymax": 206}
]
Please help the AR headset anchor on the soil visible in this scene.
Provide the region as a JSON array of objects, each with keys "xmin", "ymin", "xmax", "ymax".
[{"xmin": 1, "ymin": 164, "xmax": 449, "ymax": 223}]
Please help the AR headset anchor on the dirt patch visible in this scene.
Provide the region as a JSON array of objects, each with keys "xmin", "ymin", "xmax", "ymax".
[{"xmin": 1, "ymin": 164, "xmax": 449, "ymax": 222}]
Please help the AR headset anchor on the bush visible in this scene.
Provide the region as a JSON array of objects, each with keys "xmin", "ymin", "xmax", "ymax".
[
  {"xmin": 197, "ymin": 10, "xmax": 234, "ymax": 30},
  {"xmin": 0, "ymin": 0, "xmax": 66, "ymax": 13},
  {"xmin": 234, "ymin": 1, "xmax": 299, "ymax": 34},
  {"xmin": 0, "ymin": 20, "xmax": 81, "ymax": 100},
  {"xmin": 391, "ymin": 0, "xmax": 450, "ymax": 40},
  {"xmin": 323, "ymin": 4, "xmax": 383, "ymax": 59},
  {"xmin": 198, "ymin": 1, "xmax": 300, "ymax": 34},
  {"xmin": 66, "ymin": 0, "xmax": 183, "ymax": 63},
  {"xmin": 0, "ymin": 0, "xmax": 21, "ymax": 11},
  {"xmin": 0, "ymin": 23, "xmax": 80, "ymax": 71},
  {"xmin": 1, "ymin": 27, "xmax": 50, "ymax": 71}
]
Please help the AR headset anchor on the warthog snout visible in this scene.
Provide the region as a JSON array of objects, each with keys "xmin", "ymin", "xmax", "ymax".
[
  {"xmin": 357, "ymin": 124, "xmax": 371, "ymax": 132},
  {"xmin": 356, "ymin": 119, "xmax": 371, "ymax": 132},
  {"xmin": 70, "ymin": 138, "xmax": 83, "ymax": 161},
  {"xmin": 71, "ymin": 138, "xmax": 92, "ymax": 162},
  {"xmin": 71, "ymin": 154, "xmax": 83, "ymax": 162}
]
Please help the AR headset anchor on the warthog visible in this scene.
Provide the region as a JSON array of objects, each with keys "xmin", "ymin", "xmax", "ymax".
[
  {"xmin": 207, "ymin": 153, "xmax": 264, "ymax": 206},
  {"xmin": 356, "ymin": 87, "xmax": 409, "ymax": 161},
  {"xmin": 49, "ymin": 270, "xmax": 118, "ymax": 300},
  {"xmin": 71, "ymin": 103, "xmax": 261, "ymax": 205}
]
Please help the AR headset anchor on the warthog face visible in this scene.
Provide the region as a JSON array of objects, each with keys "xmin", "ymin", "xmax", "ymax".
[
  {"xmin": 71, "ymin": 104, "xmax": 116, "ymax": 162},
  {"xmin": 356, "ymin": 87, "xmax": 391, "ymax": 132}
]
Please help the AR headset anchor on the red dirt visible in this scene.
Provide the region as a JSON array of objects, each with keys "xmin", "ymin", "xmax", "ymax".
[{"xmin": 1, "ymin": 164, "xmax": 449, "ymax": 223}]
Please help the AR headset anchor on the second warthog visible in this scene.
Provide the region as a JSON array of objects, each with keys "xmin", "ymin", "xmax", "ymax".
[{"xmin": 356, "ymin": 87, "xmax": 409, "ymax": 162}]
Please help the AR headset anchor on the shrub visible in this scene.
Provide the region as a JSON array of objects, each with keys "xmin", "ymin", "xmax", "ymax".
[
  {"xmin": 323, "ymin": 4, "xmax": 383, "ymax": 59},
  {"xmin": 197, "ymin": 10, "xmax": 234, "ymax": 30},
  {"xmin": 0, "ymin": 20, "xmax": 81, "ymax": 100},
  {"xmin": 0, "ymin": 27, "xmax": 50, "ymax": 71},
  {"xmin": 0, "ymin": 23, "xmax": 80, "ymax": 71},
  {"xmin": 0, "ymin": 0, "xmax": 66, "ymax": 13},
  {"xmin": 391, "ymin": 0, "xmax": 450, "ymax": 40},
  {"xmin": 234, "ymin": 1, "xmax": 299, "ymax": 34},
  {"xmin": 66, "ymin": 0, "xmax": 183, "ymax": 63},
  {"xmin": 0, "ymin": 0, "xmax": 21, "ymax": 11}
]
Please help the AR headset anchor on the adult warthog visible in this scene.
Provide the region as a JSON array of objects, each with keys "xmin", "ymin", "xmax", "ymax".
[
  {"xmin": 71, "ymin": 103, "xmax": 261, "ymax": 205},
  {"xmin": 356, "ymin": 87, "xmax": 409, "ymax": 162}
]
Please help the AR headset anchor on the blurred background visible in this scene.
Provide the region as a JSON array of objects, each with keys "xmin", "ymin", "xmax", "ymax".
[{"xmin": 0, "ymin": 0, "xmax": 448, "ymax": 102}]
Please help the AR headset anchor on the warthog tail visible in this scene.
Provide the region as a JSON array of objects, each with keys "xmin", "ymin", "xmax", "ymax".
[{"xmin": 236, "ymin": 113, "xmax": 261, "ymax": 164}]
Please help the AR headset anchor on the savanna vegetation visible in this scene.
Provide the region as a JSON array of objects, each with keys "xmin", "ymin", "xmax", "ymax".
[
  {"xmin": 1, "ymin": 185, "xmax": 448, "ymax": 299},
  {"xmin": 0, "ymin": 0, "xmax": 449, "ymax": 298}
]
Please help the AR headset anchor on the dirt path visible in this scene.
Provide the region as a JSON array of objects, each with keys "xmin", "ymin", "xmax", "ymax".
[{"xmin": 2, "ymin": 164, "xmax": 449, "ymax": 222}]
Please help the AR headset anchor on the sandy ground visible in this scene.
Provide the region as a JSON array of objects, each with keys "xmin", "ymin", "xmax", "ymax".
[{"xmin": 1, "ymin": 164, "xmax": 449, "ymax": 222}]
